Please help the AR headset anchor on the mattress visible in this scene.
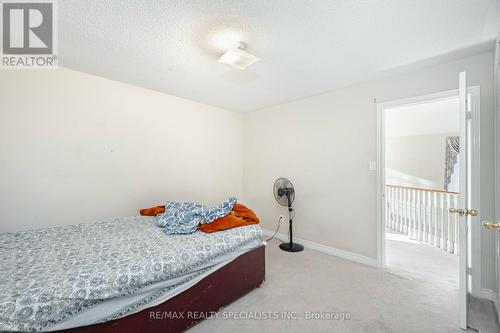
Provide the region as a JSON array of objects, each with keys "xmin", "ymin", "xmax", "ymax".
[{"xmin": 0, "ymin": 217, "xmax": 263, "ymax": 332}]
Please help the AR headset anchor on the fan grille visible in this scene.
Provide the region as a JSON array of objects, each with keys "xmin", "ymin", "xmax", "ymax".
[{"xmin": 273, "ymin": 177, "xmax": 295, "ymax": 206}]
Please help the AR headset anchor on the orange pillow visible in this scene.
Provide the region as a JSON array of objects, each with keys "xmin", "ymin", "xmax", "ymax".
[
  {"xmin": 199, "ymin": 203, "xmax": 259, "ymax": 233},
  {"xmin": 140, "ymin": 205, "xmax": 165, "ymax": 216}
]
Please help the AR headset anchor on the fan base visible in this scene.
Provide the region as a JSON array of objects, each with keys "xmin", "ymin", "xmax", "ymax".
[{"xmin": 279, "ymin": 242, "xmax": 304, "ymax": 252}]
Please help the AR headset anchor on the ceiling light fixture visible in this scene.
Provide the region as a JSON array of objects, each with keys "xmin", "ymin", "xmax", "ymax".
[{"xmin": 217, "ymin": 41, "xmax": 261, "ymax": 70}]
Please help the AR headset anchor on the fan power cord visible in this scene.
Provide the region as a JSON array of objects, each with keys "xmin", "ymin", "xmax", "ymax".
[{"xmin": 266, "ymin": 215, "xmax": 285, "ymax": 243}]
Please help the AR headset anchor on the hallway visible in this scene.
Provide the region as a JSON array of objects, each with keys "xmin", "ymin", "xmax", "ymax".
[{"xmin": 386, "ymin": 229, "xmax": 458, "ymax": 286}]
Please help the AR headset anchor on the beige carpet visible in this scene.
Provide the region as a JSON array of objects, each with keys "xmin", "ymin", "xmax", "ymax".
[{"xmin": 188, "ymin": 235, "xmax": 489, "ymax": 332}]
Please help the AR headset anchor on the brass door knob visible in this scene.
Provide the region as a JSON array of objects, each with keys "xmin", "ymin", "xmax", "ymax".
[
  {"xmin": 482, "ymin": 220, "xmax": 500, "ymax": 230},
  {"xmin": 449, "ymin": 208, "xmax": 478, "ymax": 216},
  {"xmin": 467, "ymin": 209, "xmax": 478, "ymax": 217}
]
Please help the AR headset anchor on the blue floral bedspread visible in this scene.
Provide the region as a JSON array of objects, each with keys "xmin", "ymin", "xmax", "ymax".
[
  {"xmin": 156, "ymin": 197, "xmax": 237, "ymax": 235},
  {"xmin": 0, "ymin": 217, "xmax": 262, "ymax": 332}
]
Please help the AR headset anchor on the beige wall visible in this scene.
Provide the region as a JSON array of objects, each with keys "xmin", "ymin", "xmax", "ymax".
[
  {"xmin": 0, "ymin": 68, "xmax": 243, "ymax": 232},
  {"xmin": 386, "ymin": 132, "xmax": 459, "ymax": 188},
  {"xmin": 243, "ymin": 52, "xmax": 496, "ymax": 291}
]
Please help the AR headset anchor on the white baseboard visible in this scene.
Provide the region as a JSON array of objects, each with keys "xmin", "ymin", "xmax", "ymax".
[
  {"xmin": 495, "ymin": 299, "xmax": 500, "ymax": 325},
  {"xmin": 261, "ymin": 228, "xmax": 377, "ymax": 267},
  {"xmin": 478, "ymin": 288, "xmax": 498, "ymax": 302}
]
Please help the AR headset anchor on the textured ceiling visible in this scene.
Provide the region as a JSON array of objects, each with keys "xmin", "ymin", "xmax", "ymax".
[{"xmin": 59, "ymin": 0, "xmax": 500, "ymax": 112}]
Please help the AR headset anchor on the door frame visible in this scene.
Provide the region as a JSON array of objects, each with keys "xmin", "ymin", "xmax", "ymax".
[
  {"xmin": 376, "ymin": 87, "xmax": 481, "ymax": 296},
  {"xmin": 494, "ymin": 37, "xmax": 500, "ymax": 322}
]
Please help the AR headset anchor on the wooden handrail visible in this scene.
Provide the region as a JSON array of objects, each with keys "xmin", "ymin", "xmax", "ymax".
[{"xmin": 385, "ymin": 184, "xmax": 459, "ymax": 195}]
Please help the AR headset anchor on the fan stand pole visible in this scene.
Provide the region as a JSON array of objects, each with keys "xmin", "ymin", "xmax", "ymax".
[{"xmin": 279, "ymin": 194, "xmax": 304, "ymax": 253}]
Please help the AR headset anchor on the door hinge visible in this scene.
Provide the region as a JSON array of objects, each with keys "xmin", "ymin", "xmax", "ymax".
[
  {"xmin": 467, "ymin": 267, "xmax": 472, "ymax": 275},
  {"xmin": 466, "ymin": 94, "xmax": 472, "ymax": 112}
]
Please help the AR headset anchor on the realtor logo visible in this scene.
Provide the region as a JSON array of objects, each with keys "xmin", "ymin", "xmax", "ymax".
[{"xmin": 1, "ymin": 0, "xmax": 58, "ymax": 68}]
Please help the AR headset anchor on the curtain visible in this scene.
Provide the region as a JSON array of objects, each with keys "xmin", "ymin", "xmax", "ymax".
[{"xmin": 444, "ymin": 136, "xmax": 459, "ymax": 191}]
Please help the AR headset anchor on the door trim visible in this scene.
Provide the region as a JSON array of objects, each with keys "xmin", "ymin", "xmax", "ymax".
[
  {"xmin": 376, "ymin": 88, "xmax": 481, "ymax": 297},
  {"xmin": 494, "ymin": 36, "xmax": 500, "ymax": 323}
]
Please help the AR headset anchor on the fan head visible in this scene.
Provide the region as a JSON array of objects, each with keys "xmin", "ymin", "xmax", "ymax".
[{"xmin": 273, "ymin": 178, "xmax": 295, "ymax": 206}]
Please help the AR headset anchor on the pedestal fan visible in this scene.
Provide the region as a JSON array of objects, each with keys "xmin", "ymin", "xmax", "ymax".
[{"xmin": 273, "ymin": 178, "xmax": 304, "ymax": 252}]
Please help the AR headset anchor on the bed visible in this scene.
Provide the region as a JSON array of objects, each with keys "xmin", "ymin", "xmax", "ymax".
[{"xmin": 0, "ymin": 216, "xmax": 265, "ymax": 332}]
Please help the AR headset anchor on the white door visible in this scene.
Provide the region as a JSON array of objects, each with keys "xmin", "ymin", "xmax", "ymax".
[
  {"xmin": 479, "ymin": 50, "xmax": 500, "ymax": 326},
  {"xmin": 451, "ymin": 71, "xmax": 475, "ymax": 329},
  {"xmin": 496, "ymin": 38, "xmax": 500, "ymax": 326},
  {"xmin": 492, "ymin": 41, "xmax": 500, "ymax": 325},
  {"xmin": 496, "ymin": 41, "xmax": 500, "ymax": 325}
]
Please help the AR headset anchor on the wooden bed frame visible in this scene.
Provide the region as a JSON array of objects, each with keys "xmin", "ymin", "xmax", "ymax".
[{"xmin": 61, "ymin": 245, "xmax": 265, "ymax": 333}]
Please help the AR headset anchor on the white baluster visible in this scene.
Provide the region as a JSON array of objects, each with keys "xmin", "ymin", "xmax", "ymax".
[
  {"xmin": 391, "ymin": 187, "xmax": 396, "ymax": 230},
  {"xmin": 421, "ymin": 191, "xmax": 426, "ymax": 243},
  {"xmin": 402, "ymin": 188, "xmax": 407, "ymax": 234},
  {"xmin": 438, "ymin": 193, "xmax": 444, "ymax": 249},
  {"xmin": 398, "ymin": 187, "xmax": 403, "ymax": 232},
  {"xmin": 442, "ymin": 193, "xmax": 448, "ymax": 250},
  {"xmin": 408, "ymin": 189, "xmax": 412, "ymax": 237},
  {"xmin": 406, "ymin": 189, "xmax": 411, "ymax": 235},
  {"xmin": 390, "ymin": 187, "xmax": 394, "ymax": 230},
  {"xmin": 385, "ymin": 186, "xmax": 392, "ymax": 228},
  {"xmin": 393, "ymin": 187, "xmax": 397, "ymax": 231},
  {"xmin": 389, "ymin": 187, "xmax": 394, "ymax": 230},
  {"xmin": 428, "ymin": 191, "xmax": 432, "ymax": 243},
  {"xmin": 422, "ymin": 191, "xmax": 428, "ymax": 243},
  {"xmin": 424, "ymin": 191, "xmax": 432, "ymax": 244},
  {"xmin": 394, "ymin": 187, "xmax": 399, "ymax": 231},
  {"xmin": 385, "ymin": 187, "xmax": 389, "ymax": 228},
  {"xmin": 418, "ymin": 190, "xmax": 423, "ymax": 241},
  {"xmin": 398, "ymin": 188, "xmax": 403, "ymax": 233},
  {"xmin": 411, "ymin": 189, "xmax": 416, "ymax": 239},
  {"xmin": 400, "ymin": 188, "xmax": 404, "ymax": 233},
  {"xmin": 414, "ymin": 190, "xmax": 418, "ymax": 237},
  {"xmin": 429, "ymin": 192, "xmax": 434, "ymax": 245},
  {"xmin": 446, "ymin": 196, "xmax": 454, "ymax": 253},
  {"xmin": 453, "ymin": 195, "xmax": 459, "ymax": 255},
  {"xmin": 432, "ymin": 192, "xmax": 438, "ymax": 246},
  {"xmin": 390, "ymin": 187, "xmax": 393, "ymax": 230}
]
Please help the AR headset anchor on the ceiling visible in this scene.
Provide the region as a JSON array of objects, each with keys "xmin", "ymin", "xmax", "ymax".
[
  {"xmin": 385, "ymin": 97, "xmax": 459, "ymax": 138},
  {"xmin": 59, "ymin": 0, "xmax": 500, "ymax": 112}
]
